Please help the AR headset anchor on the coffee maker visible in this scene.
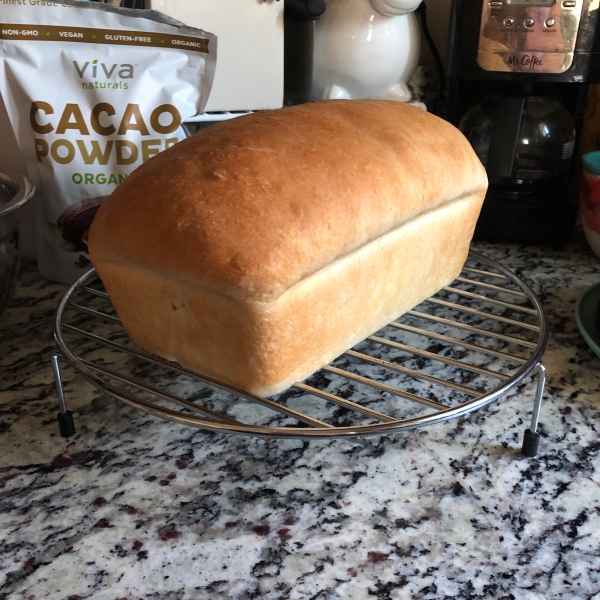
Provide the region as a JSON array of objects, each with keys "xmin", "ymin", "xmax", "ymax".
[{"xmin": 446, "ymin": 0, "xmax": 600, "ymax": 245}]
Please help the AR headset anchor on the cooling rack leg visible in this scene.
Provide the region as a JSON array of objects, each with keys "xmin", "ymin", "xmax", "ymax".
[
  {"xmin": 52, "ymin": 352, "xmax": 76, "ymax": 438},
  {"xmin": 522, "ymin": 363, "xmax": 546, "ymax": 458}
]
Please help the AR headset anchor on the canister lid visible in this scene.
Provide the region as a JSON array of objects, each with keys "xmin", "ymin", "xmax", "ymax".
[{"xmin": 583, "ymin": 151, "xmax": 600, "ymax": 176}]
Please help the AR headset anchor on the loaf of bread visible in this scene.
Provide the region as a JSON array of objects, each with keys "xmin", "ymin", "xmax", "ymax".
[{"xmin": 88, "ymin": 100, "xmax": 488, "ymax": 397}]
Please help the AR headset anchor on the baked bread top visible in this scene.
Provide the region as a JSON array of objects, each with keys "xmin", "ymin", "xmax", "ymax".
[{"xmin": 89, "ymin": 100, "xmax": 487, "ymax": 302}]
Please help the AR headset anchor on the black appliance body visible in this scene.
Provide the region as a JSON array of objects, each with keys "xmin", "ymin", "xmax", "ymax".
[
  {"xmin": 447, "ymin": 0, "xmax": 600, "ymax": 245},
  {"xmin": 284, "ymin": 0, "xmax": 327, "ymax": 106}
]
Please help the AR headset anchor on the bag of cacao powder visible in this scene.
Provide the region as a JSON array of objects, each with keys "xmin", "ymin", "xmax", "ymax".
[{"xmin": 0, "ymin": 0, "xmax": 216, "ymax": 283}]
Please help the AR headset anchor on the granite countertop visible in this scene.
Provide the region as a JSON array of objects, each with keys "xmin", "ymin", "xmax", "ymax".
[{"xmin": 1, "ymin": 236, "xmax": 600, "ymax": 600}]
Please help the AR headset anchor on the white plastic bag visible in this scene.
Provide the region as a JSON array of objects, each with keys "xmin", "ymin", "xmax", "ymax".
[{"xmin": 0, "ymin": 0, "xmax": 216, "ymax": 283}]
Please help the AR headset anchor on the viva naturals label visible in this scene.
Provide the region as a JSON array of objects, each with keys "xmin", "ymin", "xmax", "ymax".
[{"xmin": 0, "ymin": 0, "xmax": 216, "ymax": 284}]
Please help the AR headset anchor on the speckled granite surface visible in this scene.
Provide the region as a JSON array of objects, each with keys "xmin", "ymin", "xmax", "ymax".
[{"xmin": 1, "ymin": 235, "xmax": 600, "ymax": 600}]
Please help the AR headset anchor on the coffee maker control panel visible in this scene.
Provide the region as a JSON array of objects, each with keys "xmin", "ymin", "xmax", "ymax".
[{"xmin": 478, "ymin": 0, "xmax": 584, "ymax": 73}]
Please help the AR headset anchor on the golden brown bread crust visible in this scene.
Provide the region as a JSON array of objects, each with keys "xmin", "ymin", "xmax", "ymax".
[
  {"xmin": 89, "ymin": 100, "xmax": 487, "ymax": 302},
  {"xmin": 92, "ymin": 194, "xmax": 484, "ymax": 396},
  {"xmin": 89, "ymin": 100, "xmax": 488, "ymax": 396}
]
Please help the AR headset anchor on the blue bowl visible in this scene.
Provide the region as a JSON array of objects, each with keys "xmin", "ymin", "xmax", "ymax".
[{"xmin": 576, "ymin": 282, "xmax": 600, "ymax": 359}]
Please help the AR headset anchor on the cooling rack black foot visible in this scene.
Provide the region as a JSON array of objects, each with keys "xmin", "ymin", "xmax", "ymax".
[
  {"xmin": 57, "ymin": 411, "xmax": 76, "ymax": 438},
  {"xmin": 521, "ymin": 363, "xmax": 546, "ymax": 457},
  {"xmin": 52, "ymin": 351, "xmax": 76, "ymax": 438},
  {"xmin": 522, "ymin": 429, "xmax": 539, "ymax": 457}
]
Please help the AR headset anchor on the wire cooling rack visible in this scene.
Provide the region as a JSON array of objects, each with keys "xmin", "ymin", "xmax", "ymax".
[{"xmin": 52, "ymin": 251, "xmax": 548, "ymax": 456}]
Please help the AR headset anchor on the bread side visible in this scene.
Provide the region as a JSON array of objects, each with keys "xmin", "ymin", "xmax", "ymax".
[
  {"xmin": 89, "ymin": 100, "xmax": 487, "ymax": 302},
  {"xmin": 93, "ymin": 192, "xmax": 484, "ymax": 396}
]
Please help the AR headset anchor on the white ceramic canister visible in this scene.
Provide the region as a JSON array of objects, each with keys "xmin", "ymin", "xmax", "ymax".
[{"xmin": 312, "ymin": 0, "xmax": 422, "ymax": 103}]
